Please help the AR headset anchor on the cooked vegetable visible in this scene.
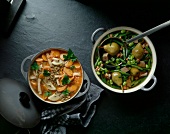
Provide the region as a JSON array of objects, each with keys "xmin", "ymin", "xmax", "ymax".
[
  {"xmin": 63, "ymin": 48, "xmax": 77, "ymax": 62},
  {"xmin": 31, "ymin": 62, "xmax": 39, "ymax": 70},
  {"xmin": 112, "ymin": 72, "xmax": 122, "ymax": 86},
  {"xmin": 29, "ymin": 49, "xmax": 83, "ymax": 103},
  {"xmin": 94, "ymin": 30, "xmax": 152, "ymax": 90},
  {"xmin": 103, "ymin": 42, "xmax": 120, "ymax": 56},
  {"xmin": 43, "ymin": 70, "xmax": 50, "ymax": 77},
  {"xmin": 62, "ymin": 89, "xmax": 70, "ymax": 96},
  {"xmin": 132, "ymin": 43, "xmax": 144, "ymax": 59}
]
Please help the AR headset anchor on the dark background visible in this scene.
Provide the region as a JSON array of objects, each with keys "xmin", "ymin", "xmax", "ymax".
[{"xmin": 0, "ymin": 0, "xmax": 170, "ymax": 133}]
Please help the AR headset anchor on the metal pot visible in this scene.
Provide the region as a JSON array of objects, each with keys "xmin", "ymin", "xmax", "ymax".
[
  {"xmin": 91, "ymin": 27, "xmax": 157, "ymax": 93},
  {"xmin": 21, "ymin": 48, "xmax": 90, "ymax": 104}
]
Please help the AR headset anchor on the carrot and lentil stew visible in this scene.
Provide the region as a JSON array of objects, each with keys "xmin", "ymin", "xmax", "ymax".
[{"xmin": 29, "ymin": 48, "xmax": 83, "ymax": 102}]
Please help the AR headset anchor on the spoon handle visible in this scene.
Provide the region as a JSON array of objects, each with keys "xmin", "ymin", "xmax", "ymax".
[{"xmin": 126, "ymin": 20, "xmax": 170, "ymax": 44}]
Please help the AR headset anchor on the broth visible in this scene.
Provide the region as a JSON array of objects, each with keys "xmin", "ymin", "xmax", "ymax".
[{"xmin": 29, "ymin": 49, "xmax": 83, "ymax": 103}]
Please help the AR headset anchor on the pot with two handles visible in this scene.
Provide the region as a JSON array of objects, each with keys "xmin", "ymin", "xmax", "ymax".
[{"xmin": 91, "ymin": 26, "xmax": 157, "ymax": 93}]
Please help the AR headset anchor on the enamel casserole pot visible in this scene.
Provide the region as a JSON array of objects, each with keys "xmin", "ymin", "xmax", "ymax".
[
  {"xmin": 91, "ymin": 27, "xmax": 157, "ymax": 93},
  {"xmin": 21, "ymin": 48, "xmax": 90, "ymax": 104}
]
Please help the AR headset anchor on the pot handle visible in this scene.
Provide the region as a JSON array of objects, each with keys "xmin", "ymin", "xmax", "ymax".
[
  {"xmin": 21, "ymin": 54, "xmax": 35, "ymax": 81},
  {"xmin": 75, "ymin": 71, "xmax": 90, "ymax": 98},
  {"xmin": 140, "ymin": 75, "xmax": 157, "ymax": 91},
  {"xmin": 91, "ymin": 28, "xmax": 106, "ymax": 44}
]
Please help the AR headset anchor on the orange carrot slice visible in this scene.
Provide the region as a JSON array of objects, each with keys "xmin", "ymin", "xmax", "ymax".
[
  {"xmin": 42, "ymin": 54, "xmax": 47, "ymax": 61},
  {"xmin": 64, "ymin": 67, "xmax": 73, "ymax": 76},
  {"xmin": 67, "ymin": 85, "xmax": 78, "ymax": 92},
  {"xmin": 51, "ymin": 50, "xmax": 60, "ymax": 58},
  {"xmin": 65, "ymin": 60, "xmax": 73, "ymax": 67},
  {"xmin": 57, "ymin": 85, "xmax": 67, "ymax": 92},
  {"xmin": 36, "ymin": 58, "xmax": 43, "ymax": 62}
]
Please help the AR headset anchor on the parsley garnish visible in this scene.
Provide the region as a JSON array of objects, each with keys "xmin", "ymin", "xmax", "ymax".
[
  {"xmin": 70, "ymin": 65, "xmax": 75, "ymax": 70},
  {"xmin": 31, "ymin": 62, "xmax": 39, "ymax": 70},
  {"xmin": 62, "ymin": 75, "xmax": 71, "ymax": 85},
  {"xmin": 44, "ymin": 91, "xmax": 52, "ymax": 97},
  {"xmin": 63, "ymin": 49, "xmax": 77, "ymax": 62},
  {"xmin": 62, "ymin": 89, "xmax": 70, "ymax": 96},
  {"xmin": 43, "ymin": 70, "xmax": 50, "ymax": 76}
]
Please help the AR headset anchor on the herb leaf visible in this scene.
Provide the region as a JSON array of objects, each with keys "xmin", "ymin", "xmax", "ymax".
[
  {"xmin": 70, "ymin": 65, "xmax": 75, "ymax": 70},
  {"xmin": 63, "ymin": 49, "xmax": 77, "ymax": 62},
  {"xmin": 44, "ymin": 91, "xmax": 52, "ymax": 97},
  {"xmin": 62, "ymin": 89, "xmax": 70, "ymax": 96},
  {"xmin": 31, "ymin": 62, "xmax": 39, "ymax": 70},
  {"xmin": 43, "ymin": 70, "xmax": 50, "ymax": 76},
  {"xmin": 62, "ymin": 75, "xmax": 71, "ymax": 85}
]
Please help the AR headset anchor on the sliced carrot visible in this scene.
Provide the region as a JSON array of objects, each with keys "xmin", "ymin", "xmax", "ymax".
[
  {"xmin": 30, "ymin": 80, "xmax": 37, "ymax": 89},
  {"xmin": 64, "ymin": 67, "xmax": 73, "ymax": 76},
  {"xmin": 73, "ymin": 61, "xmax": 81, "ymax": 69},
  {"xmin": 43, "ymin": 65, "xmax": 51, "ymax": 71},
  {"xmin": 65, "ymin": 60, "xmax": 73, "ymax": 67},
  {"xmin": 41, "ymin": 84, "xmax": 48, "ymax": 91},
  {"xmin": 69, "ymin": 76, "xmax": 74, "ymax": 82},
  {"xmin": 36, "ymin": 58, "xmax": 43, "ymax": 62},
  {"xmin": 56, "ymin": 85, "xmax": 67, "ymax": 92},
  {"xmin": 50, "ymin": 50, "xmax": 60, "ymax": 58},
  {"xmin": 39, "ymin": 73, "xmax": 44, "ymax": 79},
  {"xmin": 67, "ymin": 85, "xmax": 78, "ymax": 92},
  {"xmin": 42, "ymin": 54, "xmax": 47, "ymax": 61}
]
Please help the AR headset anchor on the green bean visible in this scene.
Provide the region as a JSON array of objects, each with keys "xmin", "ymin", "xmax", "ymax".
[
  {"xmin": 94, "ymin": 57, "xmax": 100, "ymax": 67},
  {"xmin": 119, "ymin": 58, "xmax": 126, "ymax": 63},
  {"xmin": 101, "ymin": 75, "xmax": 107, "ymax": 83},
  {"xmin": 123, "ymin": 47, "xmax": 126, "ymax": 60},
  {"xmin": 98, "ymin": 61, "xmax": 102, "ymax": 66},
  {"xmin": 131, "ymin": 77, "xmax": 146, "ymax": 87},
  {"xmin": 130, "ymin": 65, "xmax": 143, "ymax": 70},
  {"xmin": 118, "ymin": 33, "xmax": 127, "ymax": 38},
  {"xmin": 112, "ymin": 39, "xmax": 124, "ymax": 46},
  {"xmin": 148, "ymin": 59, "xmax": 151, "ymax": 68},
  {"xmin": 114, "ymin": 33, "xmax": 119, "ymax": 37},
  {"xmin": 113, "ymin": 70, "xmax": 130, "ymax": 76},
  {"xmin": 145, "ymin": 46, "xmax": 152, "ymax": 55},
  {"xmin": 111, "ymin": 84, "xmax": 121, "ymax": 89}
]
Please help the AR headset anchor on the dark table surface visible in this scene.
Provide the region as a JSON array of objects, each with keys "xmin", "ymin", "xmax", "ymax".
[{"xmin": 1, "ymin": 0, "xmax": 170, "ymax": 134}]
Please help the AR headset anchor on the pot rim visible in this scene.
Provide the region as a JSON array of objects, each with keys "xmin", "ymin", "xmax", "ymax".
[
  {"xmin": 91, "ymin": 26, "xmax": 157, "ymax": 93},
  {"xmin": 28, "ymin": 48, "xmax": 84, "ymax": 104}
]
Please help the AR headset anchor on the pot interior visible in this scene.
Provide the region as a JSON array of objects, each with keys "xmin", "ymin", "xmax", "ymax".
[
  {"xmin": 91, "ymin": 27, "xmax": 157, "ymax": 93},
  {"xmin": 28, "ymin": 48, "xmax": 84, "ymax": 104}
]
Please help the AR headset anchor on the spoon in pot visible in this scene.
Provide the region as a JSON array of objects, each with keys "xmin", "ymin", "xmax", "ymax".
[
  {"xmin": 99, "ymin": 20, "xmax": 170, "ymax": 69},
  {"xmin": 126, "ymin": 20, "xmax": 170, "ymax": 43}
]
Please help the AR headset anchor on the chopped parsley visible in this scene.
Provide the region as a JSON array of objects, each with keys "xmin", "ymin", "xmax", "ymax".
[
  {"xmin": 63, "ymin": 49, "xmax": 77, "ymax": 62},
  {"xmin": 62, "ymin": 75, "xmax": 71, "ymax": 85},
  {"xmin": 70, "ymin": 65, "xmax": 75, "ymax": 70},
  {"xmin": 62, "ymin": 89, "xmax": 70, "ymax": 96},
  {"xmin": 43, "ymin": 70, "xmax": 50, "ymax": 76},
  {"xmin": 44, "ymin": 91, "xmax": 52, "ymax": 97},
  {"xmin": 31, "ymin": 62, "xmax": 39, "ymax": 70}
]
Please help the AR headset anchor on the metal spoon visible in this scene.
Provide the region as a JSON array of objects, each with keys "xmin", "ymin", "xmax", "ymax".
[
  {"xmin": 99, "ymin": 20, "xmax": 170, "ymax": 69},
  {"xmin": 126, "ymin": 20, "xmax": 170, "ymax": 43}
]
